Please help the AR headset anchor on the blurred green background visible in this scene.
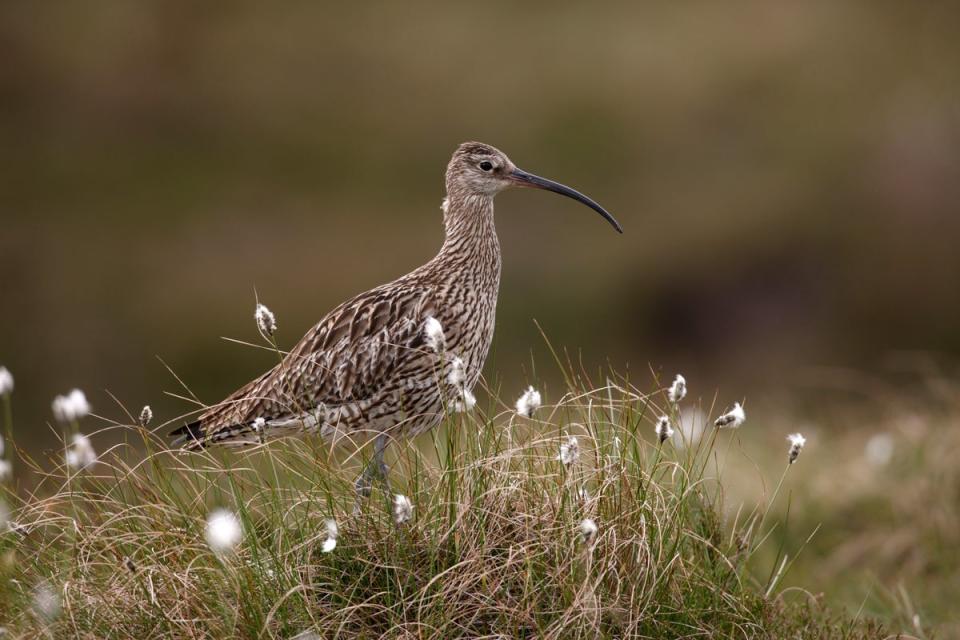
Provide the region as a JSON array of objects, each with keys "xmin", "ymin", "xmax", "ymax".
[{"xmin": 2, "ymin": 1, "xmax": 959, "ymax": 447}]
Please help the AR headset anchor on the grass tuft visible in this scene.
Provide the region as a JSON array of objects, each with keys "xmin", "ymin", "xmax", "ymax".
[{"xmin": 0, "ymin": 371, "xmax": 887, "ymax": 638}]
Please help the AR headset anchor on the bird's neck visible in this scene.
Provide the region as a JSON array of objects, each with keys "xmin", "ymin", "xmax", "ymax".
[{"xmin": 438, "ymin": 193, "xmax": 501, "ymax": 269}]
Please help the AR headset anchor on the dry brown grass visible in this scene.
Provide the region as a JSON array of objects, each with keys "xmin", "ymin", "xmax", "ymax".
[{"xmin": 0, "ymin": 375, "xmax": 892, "ymax": 638}]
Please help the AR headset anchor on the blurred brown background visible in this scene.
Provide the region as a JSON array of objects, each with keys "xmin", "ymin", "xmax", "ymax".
[{"xmin": 2, "ymin": 2, "xmax": 959, "ymax": 450}]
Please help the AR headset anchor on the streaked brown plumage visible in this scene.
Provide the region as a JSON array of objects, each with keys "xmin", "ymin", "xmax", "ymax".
[{"xmin": 171, "ymin": 141, "xmax": 620, "ymax": 487}]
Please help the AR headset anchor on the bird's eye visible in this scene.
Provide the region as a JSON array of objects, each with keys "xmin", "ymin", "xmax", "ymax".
[{"xmin": 479, "ymin": 161, "xmax": 493, "ymax": 172}]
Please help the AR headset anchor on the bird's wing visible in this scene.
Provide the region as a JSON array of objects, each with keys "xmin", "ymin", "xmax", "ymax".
[{"xmin": 171, "ymin": 284, "xmax": 438, "ymax": 447}]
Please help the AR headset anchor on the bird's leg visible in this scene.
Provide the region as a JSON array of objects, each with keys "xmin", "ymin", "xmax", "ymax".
[
  {"xmin": 373, "ymin": 433, "xmax": 390, "ymax": 489},
  {"xmin": 354, "ymin": 460, "xmax": 375, "ymax": 499},
  {"xmin": 354, "ymin": 433, "xmax": 390, "ymax": 500}
]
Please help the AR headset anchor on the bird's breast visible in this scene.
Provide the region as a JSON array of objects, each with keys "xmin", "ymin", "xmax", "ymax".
[{"xmin": 431, "ymin": 264, "xmax": 498, "ymax": 384}]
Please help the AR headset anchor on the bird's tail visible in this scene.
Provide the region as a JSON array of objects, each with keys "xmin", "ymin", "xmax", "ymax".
[
  {"xmin": 169, "ymin": 421, "xmax": 206, "ymax": 450},
  {"xmin": 170, "ymin": 418, "xmax": 276, "ymax": 449}
]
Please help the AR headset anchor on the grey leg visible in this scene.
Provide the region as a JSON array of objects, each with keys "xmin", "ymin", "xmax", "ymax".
[
  {"xmin": 354, "ymin": 461, "xmax": 375, "ymax": 499},
  {"xmin": 373, "ymin": 433, "xmax": 389, "ymax": 485},
  {"xmin": 354, "ymin": 433, "xmax": 390, "ymax": 499}
]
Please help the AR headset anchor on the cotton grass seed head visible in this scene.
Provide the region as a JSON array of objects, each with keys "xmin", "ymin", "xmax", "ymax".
[
  {"xmin": 205, "ymin": 508, "xmax": 242, "ymax": 554},
  {"xmin": 667, "ymin": 374, "xmax": 686, "ymax": 403},
  {"xmin": 322, "ymin": 518, "xmax": 339, "ymax": 553},
  {"xmin": 65, "ymin": 434, "xmax": 97, "ymax": 471},
  {"xmin": 52, "ymin": 389, "xmax": 91, "ymax": 423},
  {"xmin": 515, "ymin": 386, "xmax": 542, "ymax": 418},
  {"xmin": 655, "ymin": 415, "xmax": 674, "ymax": 443},
  {"xmin": 579, "ymin": 518, "xmax": 598, "ymax": 544},
  {"xmin": 787, "ymin": 433, "xmax": 806, "ymax": 464},
  {"xmin": 674, "ymin": 408, "xmax": 706, "ymax": 450},
  {"xmin": 715, "ymin": 402, "xmax": 746, "ymax": 428},
  {"xmin": 32, "ymin": 583, "xmax": 61, "ymax": 622},
  {"xmin": 0, "ymin": 460, "xmax": 11, "ymax": 482},
  {"xmin": 139, "ymin": 405, "xmax": 152, "ymax": 426},
  {"xmin": 447, "ymin": 356, "xmax": 466, "ymax": 387},
  {"xmin": 255, "ymin": 303, "xmax": 277, "ymax": 337},
  {"xmin": 0, "ymin": 367, "xmax": 13, "ymax": 396},
  {"xmin": 393, "ymin": 494, "xmax": 414, "ymax": 525},
  {"xmin": 453, "ymin": 388, "xmax": 476, "ymax": 413},
  {"xmin": 558, "ymin": 435, "xmax": 580, "ymax": 466},
  {"xmin": 423, "ymin": 316, "xmax": 445, "ymax": 353},
  {"xmin": 865, "ymin": 433, "xmax": 894, "ymax": 467}
]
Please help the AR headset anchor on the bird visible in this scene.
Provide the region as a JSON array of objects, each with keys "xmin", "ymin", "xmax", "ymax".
[{"xmin": 170, "ymin": 141, "xmax": 621, "ymax": 495}]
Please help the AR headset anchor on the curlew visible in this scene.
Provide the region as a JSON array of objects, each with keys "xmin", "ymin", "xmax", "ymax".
[{"xmin": 171, "ymin": 142, "xmax": 621, "ymax": 495}]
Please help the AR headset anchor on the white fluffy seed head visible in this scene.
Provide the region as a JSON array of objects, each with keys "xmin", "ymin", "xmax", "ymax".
[
  {"xmin": 205, "ymin": 509, "xmax": 242, "ymax": 553},
  {"xmin": 667, "ymin": 374, "xmax": 687, "ymax": 403},
  {"xmin": 865, "ymin": 433, "xmax": 894, "ymax": 467},
  {"xmin": 787, "ymin": 433, "xmax": 806, "ymax": 464},
  {"xmin": 0, "ymin": 460, "xmax": 11, "ymax": 482},
  {"xmin": 139, "ymin": 405, "xmax": 153, "ymax": 426},
  {"xmin": 255, "ymin": 303, "xmax": 277, "ymax": 337},
  {"xmin": 0, "ymin": 367, "xmax": 13, "ymax": 396},
  {"xmin": 252, "ymin": 417, "xmax": 265, "ymax": 432},
  {"xmin": 393, "ymin": 494, "xmax": 414, "ymax": 525},
  {"xmin": 423, "ymin": 316, "xmax": 445, "ymax": 353},
  {"xmin": 65, "ymin": 434, "xmax": 97, "ymax": 471},
  {"xmin": 655, "ymin": 415, "xmax": 674, "ymax": 443},
  {"xmin": 32, "ymin": 583, "xmax": 61, "ymax": 622},
  {"xmin": 515, "ymin": 386, "xmax": 542, "ymax": 418},
  {"xmin": 579, "ymin": 518, "xmax": 598, "ymax": 544},
  {"xmin": 453, "ymin": 388, "xmax": 476, "ymax": 413},
  {"xmin": 558, "ymin": 435, "xmax": 580, "ymax": 466},
  {"xmin": 673, "ymin": 408, "xmax": 707, "ymax": 450},
  {"xmin": 715, "ymin": 402, "xmax": 746, "ymax": 428},
  {"xmin": 447, "ymin": 356, "xmax": 466, "ymax": 387},
  {"xmin": 322, "ymin": 518, "xmax": 339, "ymax": 553},
  {"xmin": 52, "ymin": 389, "xmax": 91, "ymax": 423}
]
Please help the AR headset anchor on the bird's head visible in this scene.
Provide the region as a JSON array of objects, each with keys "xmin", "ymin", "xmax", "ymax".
[{"xmin": 445, "ymin": 141, "xmax": 622, "ymax": 233}]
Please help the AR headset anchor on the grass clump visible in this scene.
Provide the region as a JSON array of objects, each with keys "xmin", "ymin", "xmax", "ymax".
[{"xmin": 0, "ymin": 370, "xmax": 886, "ymax": 638}]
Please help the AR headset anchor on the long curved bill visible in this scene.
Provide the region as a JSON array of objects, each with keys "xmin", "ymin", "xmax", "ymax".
[{"xmin": 509, "ymin": 168, "xmax": 623, "ymax": 234}]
